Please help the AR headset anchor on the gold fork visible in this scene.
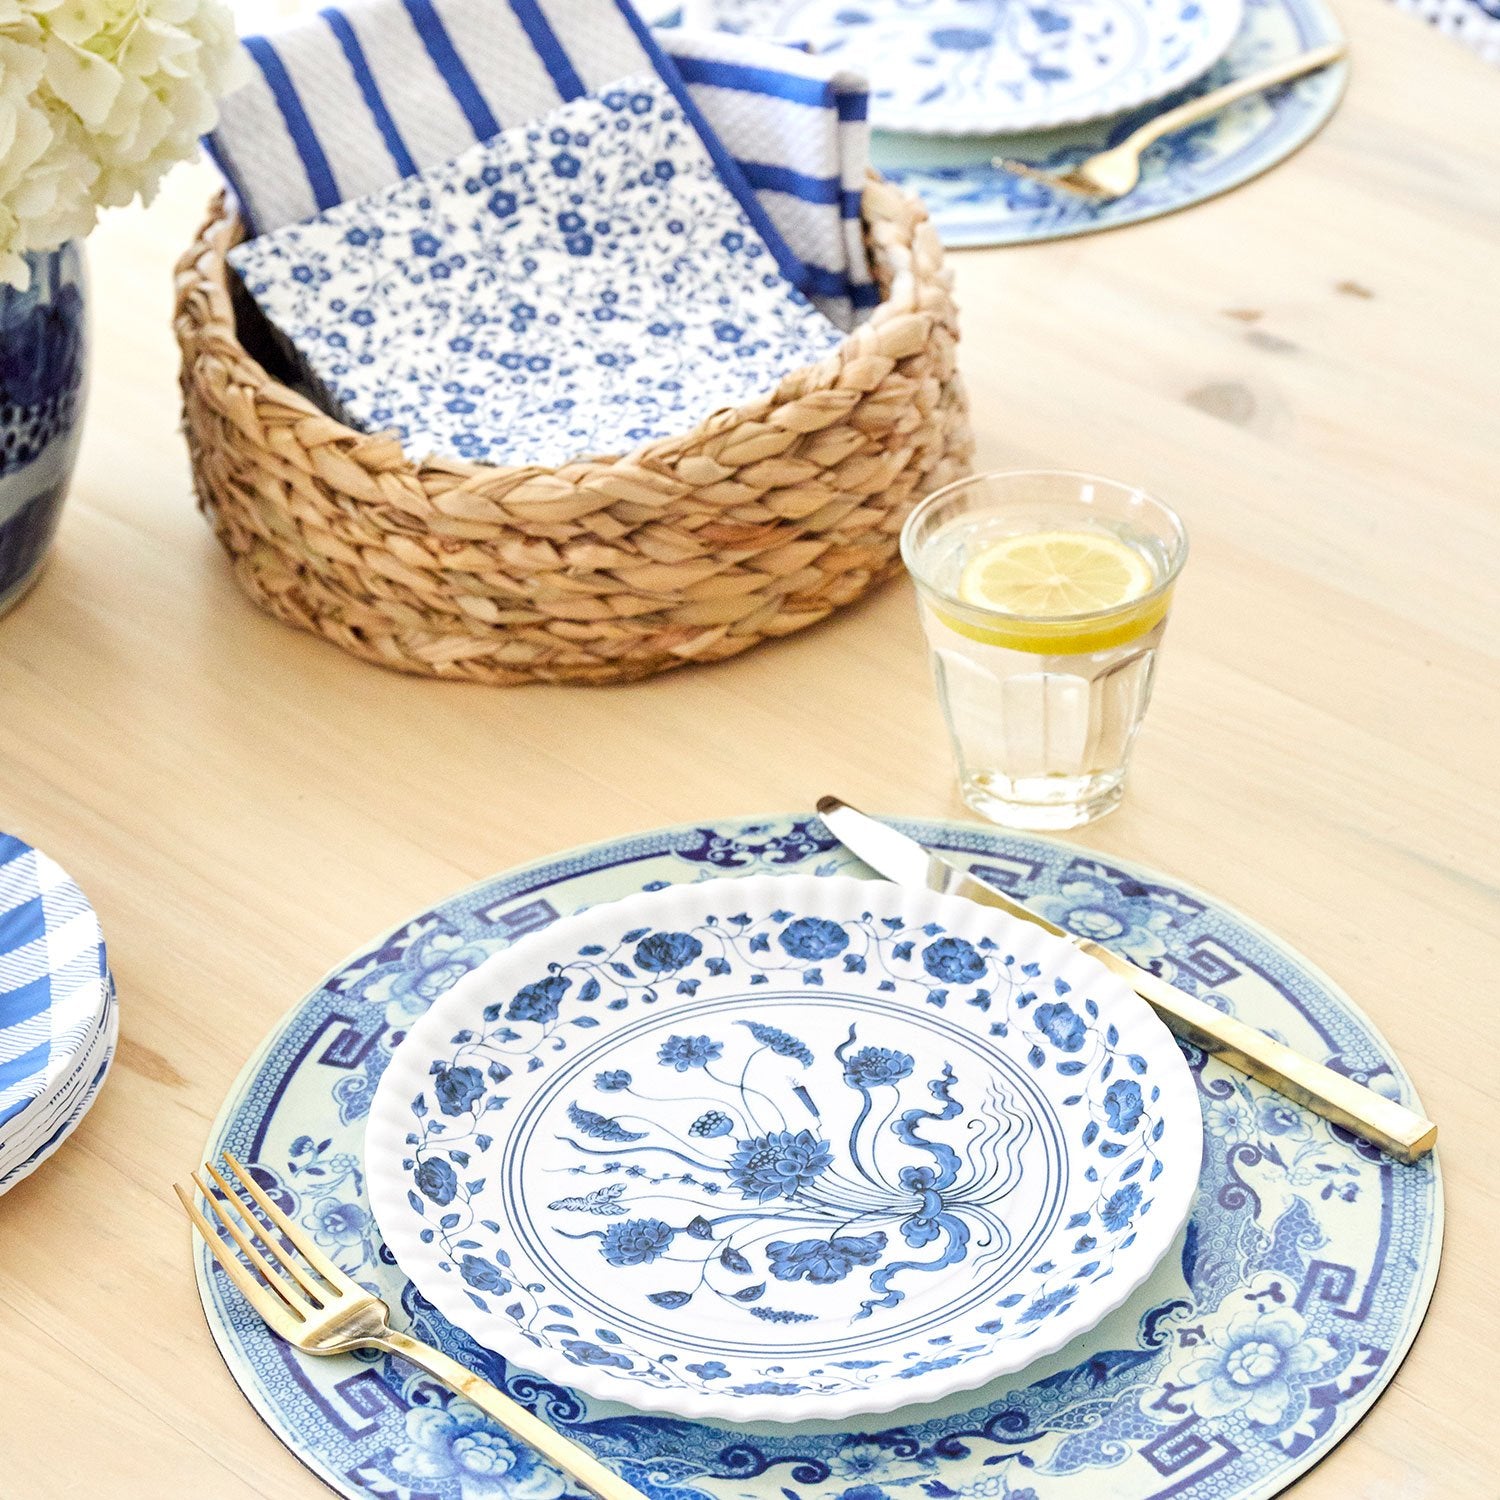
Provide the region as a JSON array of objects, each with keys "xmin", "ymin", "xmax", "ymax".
[
  {"xmin": 176, "ymin": 1152, "xmax": 645, "ymax": 1500},
  {"xmin": 996, "ymin": 42, "xmax": 1347, "ymax": 201}
]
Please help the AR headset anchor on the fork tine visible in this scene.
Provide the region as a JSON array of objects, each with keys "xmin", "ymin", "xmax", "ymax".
[
  {"xmin": 175, "ymin": 1180, "xmax": 303, "ymax": 1337},
  {"xmin": 993, "ymin": 157, "xmax": 1112, "ymax": 200},
  {"xmin": 993, "ymin": 157, "xmax": 1061, "ymax": 186},
  {"xmin": 200, "ymin": 1162, "xmax": 326, "ymax": 1306},
  {"xmin": 222, "ymin": 1149, "xmax": 352, "ymax": 1289}
]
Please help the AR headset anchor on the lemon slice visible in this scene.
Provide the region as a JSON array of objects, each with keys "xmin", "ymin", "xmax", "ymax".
[
  {"xmin": 935, "ymin": 529, "xmax": 1170, "ymax": 655},
  {"xmin": 959, "ymin": 530, "xmax": 1153, "ymax": 617}
]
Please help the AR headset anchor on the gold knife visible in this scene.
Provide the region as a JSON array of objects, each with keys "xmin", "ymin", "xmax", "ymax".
[{"xmin": 816, "ymin": 797, "xmax": 1436, "ymax": 1165}]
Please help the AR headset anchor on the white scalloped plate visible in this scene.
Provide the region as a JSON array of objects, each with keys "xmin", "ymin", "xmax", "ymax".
[{"xmin": 367, "ymin": 874, "xmax": 1201, "ymax": 1423}]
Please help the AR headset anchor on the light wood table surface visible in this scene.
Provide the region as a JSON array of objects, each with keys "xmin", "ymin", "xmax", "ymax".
[{"xmin": 1, "ymin": 1, "xmax": 1496, "ymax": 1492}]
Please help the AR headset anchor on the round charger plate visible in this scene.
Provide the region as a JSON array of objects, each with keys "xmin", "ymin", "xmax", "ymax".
[
  {"xmin": 365, "ymin": 874, "xmax": 1203, "ymax": 1423},
  {"xmin": 192, "ymin": 815, "xmax": 1441, "ymax": 1500},
  {"xmin": 873, "ymin": 0, "xmax": 1346, "ymax": 247},
  {"xmin": 686, "ymin": 0, "xmax": 1244, "ymax": 134}
]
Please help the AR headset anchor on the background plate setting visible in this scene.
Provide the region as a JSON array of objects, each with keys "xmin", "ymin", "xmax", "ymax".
[
  {"xmin": 366, "ymin": 876, "xmax": 1201, "ymax": 1422},
  {"xmin": 686, "ymin": 0, "xmax": 1244, "ymax": 133},
  {"xmin": 871, "ymin": 0, "xmax": 1346, "ymax": 246},
  {"xmin": 192, "ymin": 815, "xmax": 1440, "ymax": 1500}
]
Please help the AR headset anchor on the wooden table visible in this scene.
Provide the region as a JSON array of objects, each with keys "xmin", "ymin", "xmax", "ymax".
[{"xmin": 1, "ymin": 1, "xmax": 1496, "ymax": 1490}]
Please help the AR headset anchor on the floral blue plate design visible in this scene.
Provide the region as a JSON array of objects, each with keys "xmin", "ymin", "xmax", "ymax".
[
  {"xmin": 687, "ymin": 0, "xmax": 1243, "ymax": 134},
  {"xmin": 366, "ymin": 875, "xmax": 1202, "ymax": 1422},
  {"xmin": 227, "ymin": 75, "xmax": 843, "ymax": 469},
  {"xmin": 872, "ymin": 0, "xmax": 1346, "ymax": 247},
  {"xmin": 192, "ymin": 815, "xmax": 1440, "ymax": 1500}
]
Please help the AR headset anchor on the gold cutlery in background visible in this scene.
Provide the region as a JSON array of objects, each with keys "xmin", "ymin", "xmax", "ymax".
[
  {"xmin": 995, "ymin": 42, "xmax": 1347, "ymax": 201},
  {"xmin": 176, "ymin": 1153, "xmax": 647, "ymax": 1500},
  {"xmin": 817, "ymin": 797, "xmax": 1435, "ymax": 1164}
]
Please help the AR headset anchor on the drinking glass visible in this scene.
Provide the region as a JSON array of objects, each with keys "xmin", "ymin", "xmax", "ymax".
[{"xmin": 901, "ymin": 470, "xmax": 1188, "ymax": 830}]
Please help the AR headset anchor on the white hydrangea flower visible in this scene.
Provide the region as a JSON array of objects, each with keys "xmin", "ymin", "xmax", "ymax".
[{"xmin": 0, "ymin": 0, "xmax": 249, "ymax": 288}]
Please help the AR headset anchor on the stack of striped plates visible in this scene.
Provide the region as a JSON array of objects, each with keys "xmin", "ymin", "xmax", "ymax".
[{"xmin": 0, "ymin": 832, "xmax": 116, "ymax": 1195}]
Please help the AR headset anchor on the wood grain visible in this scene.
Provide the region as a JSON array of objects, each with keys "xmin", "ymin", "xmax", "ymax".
[{"xmin": 1, "ymin": 1, "xmax": 1495, "ymax": 1490}]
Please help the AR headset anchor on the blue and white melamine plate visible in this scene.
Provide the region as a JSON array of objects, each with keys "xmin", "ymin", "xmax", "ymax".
[
  {"xmin": 0, "ymin": 830, "xmax": 115, "ymax": 1194},
  {"xmin": 192, "ymin": 815, "xmax": 1441, "ymax": 1500},
  {"xmin": 686, "ymin": 0, "xmax": 1244, "ymax": 134},
  {"xmin": 872, "ymin": 0, "xmax": 1345, "ymax": 247},
  {"xmin": 366, "ymin": 874, "xmax": 1202, "ymax": 1423}
]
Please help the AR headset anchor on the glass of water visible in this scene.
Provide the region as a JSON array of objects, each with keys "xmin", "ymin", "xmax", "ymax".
[{"xmin": 901, "ymin": 470, "xmax": 1188, "ymax": 831}]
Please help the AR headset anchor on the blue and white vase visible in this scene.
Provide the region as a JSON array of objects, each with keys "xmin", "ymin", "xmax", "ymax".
[{"xmin": 0, "ymin": 244, "xmax": 88, "ymax": 616}]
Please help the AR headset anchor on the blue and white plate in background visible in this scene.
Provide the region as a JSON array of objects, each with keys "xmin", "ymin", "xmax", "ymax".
[
  {"xmin": 366, "ymin": 873, "xmax": 1202, "ymax": 1423},
  {"xmin": 872, "ymin": 0, "xmax": 1346, "ymax": 246},
  {"xmin": 0, "ymin": 831, "xmax": 115, "ymax": 1194},
  {"xmin": 686, "ymin": 0, "xmax": 1245, "ymax": 133}
]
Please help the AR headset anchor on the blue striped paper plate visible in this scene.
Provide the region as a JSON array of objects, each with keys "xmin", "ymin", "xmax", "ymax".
[{"xmin": 0, "ymin": 832, "xmax": 112, "ymax": 1187}]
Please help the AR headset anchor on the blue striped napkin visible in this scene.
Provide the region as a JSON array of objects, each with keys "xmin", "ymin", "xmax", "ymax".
[{"xmin": 208, "ymin": 0, "xmax": 875, "ymax": 325}]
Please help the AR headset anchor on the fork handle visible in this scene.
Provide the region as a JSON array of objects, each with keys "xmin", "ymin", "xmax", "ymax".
[
  {"xmin": 1126, "ymin": 42, "xmax": 1347, "ymax": 152},
  {"xmin": 374, "ymin": 1330, "xmax": 646, "ymax": 1500}
]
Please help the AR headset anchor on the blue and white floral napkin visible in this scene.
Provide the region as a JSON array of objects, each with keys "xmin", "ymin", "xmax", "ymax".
[
  {"xmin": 228, "ymin": 75, "xmax": 847, "ymax": 467},
  {"xmin": 209, "ymin": 0, "xmax": 875, "ymax": 325}
]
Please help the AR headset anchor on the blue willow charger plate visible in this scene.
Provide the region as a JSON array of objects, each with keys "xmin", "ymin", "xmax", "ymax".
[
  {"xmin": 193, "ymin": 815, "xmax": 1440, "ymax": 1500},
  {"xmin": 872, "ymin": 0, "xmax": 1346, "ymax": 247},
  {"xmin": 365, "ymin": 875, "xmax": 1202, "ymax": 1422}
]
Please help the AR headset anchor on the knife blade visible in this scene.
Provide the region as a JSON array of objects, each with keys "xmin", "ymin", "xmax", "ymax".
[{"xmin": 816, "ymin": 796, "xmax": 1436, "ymax": 1165}]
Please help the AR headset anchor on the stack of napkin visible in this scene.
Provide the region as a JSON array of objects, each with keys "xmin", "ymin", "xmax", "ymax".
[
  {"xmin": 207, "ymin": 0, "xmax": 877, "ymax": 468},
  {"xmin": 0, "ymin": 833, "xmax": 115, "ymax": 1196}
]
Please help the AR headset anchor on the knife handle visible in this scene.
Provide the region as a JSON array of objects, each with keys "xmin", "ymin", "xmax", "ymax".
[{"xmin": 1079, "ymin": 940, "xmax": 1437, "ymax": 1164}]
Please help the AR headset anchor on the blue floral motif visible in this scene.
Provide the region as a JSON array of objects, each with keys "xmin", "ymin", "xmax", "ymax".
[
  {"xmin": 657, "ymin": 1034, "xmax": 722, "ymax": 1071},
  {"xmin": 414, "ymin": 1157, "xmax": 458, "ymax": 1206},
  {"xmin": 727, "ymin": 1128, "xmax": 834, "ymax": 1203},
  {"xmin": 634, "ymin": 931, "xmax": 703, "ymax": 972},
  {"xmin": 458, "ymin": 1255, "xmax": 510, "ymax": 1294},
  {"xmin": 1103, "ymin": 1078, "xmax": 1144, "ymax": 1133},
  {"xmin": 737, "ymin": 1019, "xmax": 814, "ymax": 1064},
  {"xmin": 685, "ymin": 1359, "xmax": 730, "ymax": 1380},
  {"xmin": 1171, "ymin": 1304, "xmax": 1338, "ymax": 1425},
  {"xmin": 307, "ymin": 1198, "xmax": 368, "ymax": 1250},
  {"xmin": 507, "ymin": 974, "xmax": 570, "ymax": 1024},
  {"xmin": 842, "ymin": 1045, "xmax": 914, "ymax": 1088},
  {"xmin": 561, "ymin": 1338, "xmax": 633, "ymax": 1369},
  {"xmin": 227, "ymin": 77, "xmax": 843, "ymax": 469},
  {"xmin": 777, "ymin": 916, "xmax": 849, "ymax": 961},
  {"xmin": 434, "ymin": 1064, "xmax": 486, "ymax": 1116},
  {"xmin": 600, "ymin": 1218, "xmax": 675, "ymax": 1265},
  {"xmin": 1256, "ymin": 1096, "xmax": 1304, "ymax": 1136},
  {"xmin": 388, "ymin": 1402, "xmax": 566, "ymax": 1500},
  {"xmin": 1034, "ymin": 1000, "xmax": 1086, "ymax": 1052},
  {"xmin": 595, "ymin": 1069, "xmax": 631, "ymax": 1092},
  {"xmin": 689, "ymin": 1109, "xmax": 734, "ymax": 1138},
  {"xmin": 921, "ymin": 936, "xmax": 986, "ymax": 984},
  {"xmin": 1019, "ymin": 1284, "xmax": 1079, "ymax": 1323},
  {"xmin": 767, "ymin": 1232, "xmax": 888, "ymax": 1284},
  {"xmin": 372, "ymin": 932, "xmax": 492, "ymax": 1031},
  {"xmin": 1100, "ymin": 1181, "xmax": 1143, "ymax": 1231}
]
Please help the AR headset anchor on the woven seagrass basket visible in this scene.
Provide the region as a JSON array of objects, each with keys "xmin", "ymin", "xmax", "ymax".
[{"xmin": 174, "ymin": 175, "xmax": 973, "ymax": 684}]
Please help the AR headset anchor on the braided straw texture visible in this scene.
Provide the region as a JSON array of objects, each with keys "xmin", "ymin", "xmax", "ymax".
[{"xmin": 174, "ymin": 176, "xmax": 973, "ymax": 684}]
